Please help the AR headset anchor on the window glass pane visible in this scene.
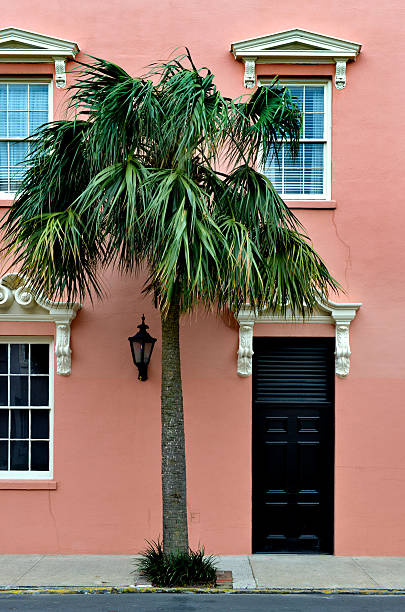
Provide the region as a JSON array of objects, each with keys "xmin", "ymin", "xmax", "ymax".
[
  {"xmin": 10, "ymin": 440, "xmax": 28, "ymax": 470},
  {"xmin": 31, "ymin": 441, "xmax": 49, "ymax": 471},
  {"xmin": 284, "ymin": 168, "xmax": 303, "ymax": 194},
  {"xmin": 30, "ymin": 377, "xmax": 49, "ymax": 406},
  {"xmin": 31, "ymin": 345, "xmax": 49, "ymax": 374},
  {"xmin": 11, "ymin": 409, "xmax": 28, "ymax": 438},
  {"xmin": 264, "ymin": 165, "xmax": 282, "ymax": 192},
  {"xmin": 8, "ymin": 112, "xmax": 28, "ymax": 137},
  {"xmin": 10, "ymin": 344, "xmax": 29, "ymax": 374},
  {"xmin": 0, "ymin": 378, "xmax": 8, "ymax": 406},
  {"xmin": 0, "ymin": 112, "xmax": 6, "ymax": 137},
  {"xmin": 31, "ymin": 409, "xmax": 49, "ymax": 439},
  {"xmin": 0, "ymin": 410, "xmax": 8, "ymax": 437},
  {"xmin": 0, "ymin": 441, "xmax": 8, "ymax": 470},
  {"xmin": 0, "ymin": 142, "xmax": 7, "ymax": 167},
  {"xmin": 29, "ymin": 111, "xmax": 48, "ymax": 134},
  {"xmin": 304, "ymin": 113, "xmax": 324, "ymax": 139},
  {"xmin": 29, "ymin": 85, "xmax": 49, "ymax": 111},
  {"xmin": 284, "ymin": 143, "xmax": 303, "ymax": 168},
  {"xmin": 305, "ymin": 86, "xmax": 324, "ymax": 113},
  {"xmin": 10, "ymin": 376, "xmax": 28, "ymax": 406},
  {"xmin": 10, "ymin": 141, "xmax": 28, "ymax": 167},
  {"xmin": 265, "ymin": 148, "xmax": 281, "ymax": 168},
  {"xmin": 0, "ymin": 167, "xmax": 8, "ymax": 191},
  {"xmin": 0, "ymin": 84, "xmax": 6, "ymax": 110},
  {"xmin": 304, "ymin": 169, "xmax": 324, "ymax": 194},
  {"xmin": 0, "ymin": 345, "xmax": 7, "ymax": 374},
  {"xmin": 10, "ymin": 167, "xmax": 25, "ymax": 192},
  {"xmin": 304, "ymin": 143, "xmax": 323, "ymax": 168},
  {"xmin": 8, "ymin": 84, "xmax": 28, "ymax": 110},
  {"xmin": 288, "ymin": 86, "xmax": 304, "ymax": 111}
]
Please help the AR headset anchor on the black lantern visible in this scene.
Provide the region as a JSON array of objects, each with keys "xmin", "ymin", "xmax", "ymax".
[{"xmin": 128, "ymin": 315, "xmax": 157, "ymax": 381}]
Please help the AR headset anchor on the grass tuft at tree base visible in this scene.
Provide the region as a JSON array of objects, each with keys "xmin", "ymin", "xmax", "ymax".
[{"xmin": 135, "ymin": 539, "xmax": 217, "ymax": 587}]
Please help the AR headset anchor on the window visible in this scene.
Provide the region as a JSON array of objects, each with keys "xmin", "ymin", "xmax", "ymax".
[
  {"xmin": 0, "ymin": 340, "xmax": 53, "ymax": 478},
  {"xmin": 262, "ymin": 81, "xmax": 331, "ymax": 200},
  {"xmin": 0, "ymin": 81, "xmax": 51, "ymax": 196}
]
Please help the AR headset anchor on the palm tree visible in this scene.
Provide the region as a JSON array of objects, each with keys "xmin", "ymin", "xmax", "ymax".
[{"xmin": 1, "ymin": 52, "xmax": 339, "ymax": 555}]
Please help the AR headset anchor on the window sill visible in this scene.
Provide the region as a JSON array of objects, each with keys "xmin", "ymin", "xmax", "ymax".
[
  {"xmin": 0, "ymin": 480, "xmax": 57, "ymax": 490},
  {"xmin": 285, "ymin": 200, "xmax": 336, "ymax": 210}
]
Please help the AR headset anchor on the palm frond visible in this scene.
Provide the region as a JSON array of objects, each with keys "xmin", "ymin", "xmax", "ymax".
[{"xmin": 1, "ymin": 51, "xmax": 339, "ymax": 315}]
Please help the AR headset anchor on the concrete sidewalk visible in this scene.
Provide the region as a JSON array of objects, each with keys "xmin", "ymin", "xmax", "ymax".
[{"xmin": 0, "ymin": 554, "xmax": 404, "ymax": 591}]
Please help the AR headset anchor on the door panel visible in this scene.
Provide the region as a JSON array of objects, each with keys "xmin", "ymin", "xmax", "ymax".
[{"xmin": 252, "ymin": 338, "xmax": 334, "ymax": 553}]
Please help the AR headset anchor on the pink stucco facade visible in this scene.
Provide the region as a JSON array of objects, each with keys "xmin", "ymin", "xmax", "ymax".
[{"xmin": 0, "ymin": 0, "xmax": 403, "ymax": 555}]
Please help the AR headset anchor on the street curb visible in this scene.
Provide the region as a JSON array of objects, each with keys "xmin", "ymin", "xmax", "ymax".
[{"xmin": 1, "ymin": 586, "xmax": 405, "ymax": 595}]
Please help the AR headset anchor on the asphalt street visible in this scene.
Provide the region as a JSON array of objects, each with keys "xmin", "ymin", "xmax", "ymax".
[{"xmin": 0, "ymin": 594, "xmax": 404, "ymax": 611}]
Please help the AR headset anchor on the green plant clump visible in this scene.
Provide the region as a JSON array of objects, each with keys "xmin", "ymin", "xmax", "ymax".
[{"xmin": 136, "ymin": 539, "xmax": 217, "ymax": 587}]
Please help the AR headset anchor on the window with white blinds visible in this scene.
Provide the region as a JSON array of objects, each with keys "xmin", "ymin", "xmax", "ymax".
[
  {"xmin": 0, "ymin": 82, "xmax": 50, "ymax": 195},
  {"xmin": 263, "ymin": 82, "xmax": 331, "ymax": 199}
]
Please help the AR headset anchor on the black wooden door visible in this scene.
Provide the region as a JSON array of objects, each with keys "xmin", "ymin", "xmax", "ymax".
[{"xmin": 252, "ymin": 338, "xmax": 334, "ymax": 553}]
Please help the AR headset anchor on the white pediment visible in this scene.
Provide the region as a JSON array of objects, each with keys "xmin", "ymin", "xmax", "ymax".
[
  {"xmin": 230, "ymin": 28, "xmax": 362, "ymax": 89},
  {"xmin": 0, "ymin": 273, "xmax": 81, "ymax": 376},
  {"xmin": 236, "ymin": 297, "xmax": 361, "ymax": 378},
  {"xmin": 0, "ymin": 27, "xmax": 80, "ymax": 88}
]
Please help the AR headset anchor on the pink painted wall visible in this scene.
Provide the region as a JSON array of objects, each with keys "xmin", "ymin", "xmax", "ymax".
[{"xmin": 0, "ymin": 0, "xmax": 404, "ymax": 555}]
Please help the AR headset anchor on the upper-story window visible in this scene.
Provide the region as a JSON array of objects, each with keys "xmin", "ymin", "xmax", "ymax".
[
  {"xmin": 262, "ymin": 81, "xmax": 331, "ymax": 200},
  {"xmin": 0, "ymin": 81, "xmax": 51, "ymax": 196}
]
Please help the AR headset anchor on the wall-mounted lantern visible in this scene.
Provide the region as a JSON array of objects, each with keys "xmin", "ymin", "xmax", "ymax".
[{"xmin": 128, "ymin": 315, "xmax": 157, "ymax": 381}]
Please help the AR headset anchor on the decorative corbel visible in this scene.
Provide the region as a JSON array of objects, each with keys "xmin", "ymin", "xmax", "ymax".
[
  {"xmin": 48, "ymin": 303, "xmax": 80, "ymax": 375},
  {"xmin": 55, "ymin": 321, "xmax": 72, "ymax": 376},
  {"xmin": 243, "ymin": 57, "xmax": 257, "ymax": 88},
  {"xmin": 330, "ymin": 306, "xmax": 360, "ymax": 377},
  {"xmin": 334, "ymin": 323, "xmax": 351, "ymax": 377},
  {"xmin": 237, "ymin": 320, "xmax": 255, "ymax": 377},
  {"xmin": 54, "ymin": 58, "xmax": 67, "ymax": 89},
  {"xmin": 334, "ymin": 59, "xmax": 348, "ymax": 89}
]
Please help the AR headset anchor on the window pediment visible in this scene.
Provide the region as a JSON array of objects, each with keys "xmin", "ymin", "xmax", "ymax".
[
  {"xmin": 230, "ymin": 28, "xmax": 361, "ymax": 89},
  {"xmin": 0, "ymin": 27, "xmax": 80, "ymax": 88},
  {"xmin": 236, "ymin": 298, "xmax": 361, "ymax": 378},
  {"xmin": 0, "ymin": 274, "xmax": 81, "ymax": 376}
]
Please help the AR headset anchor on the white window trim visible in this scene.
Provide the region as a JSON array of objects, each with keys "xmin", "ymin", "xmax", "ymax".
[
  {"xmin": 258, "ymin": 78, "xmax": 332, "ymax": 201},
  {"xmin": 0, "ymin": 336, "xmax": 54, "ymax": 480},
  {"xmin": 0, "ymin": 78, "xmax": 53, "ymax": 200}
]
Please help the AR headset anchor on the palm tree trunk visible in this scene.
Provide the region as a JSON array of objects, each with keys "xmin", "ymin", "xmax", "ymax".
[{"xmin": 160, "ymin": 294, "xmax": 189, "ymax": 554}]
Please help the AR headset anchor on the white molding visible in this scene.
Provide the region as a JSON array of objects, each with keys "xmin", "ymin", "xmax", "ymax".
[
  {"xmin": 54, "ymin": 58, "xmax": 67, "ymax": 89},
  {"xmin": 243, "ymin": 57, "xmax": 257, "ymax": 89},
  {"xmin": 236, "ymin": 297, "xmax": 361, "ymax": 378},
  {"xmin": 0, "ymin": 273, "xmax": 81, "ymax": 375},
  {"xmin": 230, "ymin": 28, "xmax": 361, "ymax": 89},
  {"xmin": 237, "ymin": 321, "xmax": 255, "ymax": 377},
  {"xmin": 0, "ymin": 27, "xmax": 79, "ymax": 88}
]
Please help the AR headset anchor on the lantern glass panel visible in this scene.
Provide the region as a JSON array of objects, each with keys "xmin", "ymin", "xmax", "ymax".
[
  {"xmin": 132, "ymin": 342, "xmax": 143, "ymax": 365},
  {"xmin": 143, "ymin": 341, "xmax": 154, "ymax": 365}
]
